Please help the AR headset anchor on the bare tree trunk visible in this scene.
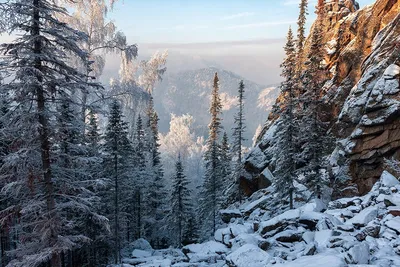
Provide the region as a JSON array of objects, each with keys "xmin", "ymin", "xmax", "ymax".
[{"xmin": 32, "ymin": 1, "xmax": 59, "ymax": 266}]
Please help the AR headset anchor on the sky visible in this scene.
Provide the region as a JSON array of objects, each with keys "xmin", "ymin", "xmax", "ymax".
[
  {"xmin": 102, "ymin": 0, "xmax": 375, "ymax": 85},
  {"xmin": 0, "ymin": 0, "xmax": 377, "ymax": 85},
  {"xmin": 109, "ymin": 0, "xmax": 375, "ymax": 44}
]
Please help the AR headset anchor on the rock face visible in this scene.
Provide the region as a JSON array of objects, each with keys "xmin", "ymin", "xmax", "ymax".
[{"xmin": 245, "ymin": 0, "xmax": 400, "ymax": 197}]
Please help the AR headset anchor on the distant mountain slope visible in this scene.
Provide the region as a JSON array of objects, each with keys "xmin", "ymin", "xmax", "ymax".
[{"xmin": 153, "ymin": 67, "xmax": 279, "ymax": 145}]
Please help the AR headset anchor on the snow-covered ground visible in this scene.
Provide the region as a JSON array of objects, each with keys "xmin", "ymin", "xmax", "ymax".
[{"xmin": 116, "ymin": 171, "xmax": 400, "ymax": 266}]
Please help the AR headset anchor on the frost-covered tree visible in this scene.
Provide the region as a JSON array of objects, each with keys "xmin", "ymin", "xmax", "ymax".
[
  {"xmin": 63, "ymin": 0, "xmax": 138, "ymax": 125},
  {"xmin": 199, "ymin": 73, "xmax": 224, "ymax": 236},
  {"xmin": 112, "ymin": 50, "xmax": 168, "ymax": 139},
  {"xmin": 144, "ymin": 96, "xmax": 168, "ymax": 247},
  {"xmin": 273, "ymin": 27, "xmax": 298, "ymax": 209},
  {"xmin": 0, "ymin": 90, "xmax": 12, "ymax": 267},
  {"xmin": 103, "ymin": 100, "xmax": 133, "ymax": 264},
  {"xmin": 159, "ymin": 114, "xmax": 205, "ymax": 212},
  {"xmin": 138, "ymin": 51, "xmax": 168, "ymax": 94},
  {"xmin": 221, "ymin": 132, "xmax": 232, "ymax": 184},
  {"xmin": 296, "ymin": 0, "xmax": 308, "ymax": 74},
  {"xmin": 0, "ymin": 1, "xmax": 107, "ymax": 265},
  {"xmin": 232, "ymin": 80, "xmax": 246, "ymax": 202},
  {"xmin": 169, "ymin": 155, "xmax": 193, "ymax": 247},
  {"xmin": 132, "ymin": 115, "xmax": 147, "ymax": 239},
  {"xmin": 298, "ymin": 0, "xmax": 332, "ymax": 198},
  {"xmin": 87, "ymin": 109, "xmax": 101, "ymax": 156}
]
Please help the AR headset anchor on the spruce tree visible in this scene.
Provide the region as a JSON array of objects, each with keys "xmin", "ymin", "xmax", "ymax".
[
  {"xmin": 103, "ymin": 100, "xmax": 133, "ymax": 264},
  {"xmin": 83, "ymin": 108, "xmax": 107, "ymax": 266},
  {"xmin": 296, "ymin": 0, "xmax": 308, "ymax": 75},
  {"xmin": 0, "ymin": 90, "xmax": 12, "ymax": 267},
  {"xmin": 169, "ymin": 155, "xmax": 193, "ymax": 247},
  {"xmin": 133, "ymin": 115, "xmax": 147, "ymax": 239},
  {"xmin": 273, "ymin": 27, "xmax": 298, "ymax": 209},
  {"xmin": 87, "ymin": 109, "xmax": 101, "ymax": 153},
  {"xmin": 298, "ymin": 0, "xmax": 332, "ymax": 198},
  {"xmin": 199, "ymin": 72, "xmax": 224, "ymax": 236},
  {"xmin": 232, "ymin": 80, "xmax": 246, "ymax": 202},
  {"xmin": 0, "ymin": 1, "xmax": 107, "ymax": 265},
  {"xmin": 221, "ymin": 132, "xmax": 232, "ymax": 185},
  {"xmin": 145, "ymin": 95, "xmax": 168, "ymax": 247}
]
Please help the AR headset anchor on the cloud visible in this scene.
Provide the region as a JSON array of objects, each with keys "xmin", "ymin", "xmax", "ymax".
[
  {"xmin": 139, "ymin": 38, "xmax": 285, "ymax": 50},
  {"xmin": 223, "ymin": 21, "xmax": 295, "ymax": 30},
  {"xmin": 220, "ymin": 12, "xmax": 255, "ymax": 21}
]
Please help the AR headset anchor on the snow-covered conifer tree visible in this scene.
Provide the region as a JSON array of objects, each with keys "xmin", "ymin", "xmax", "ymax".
[
  {"xmin": 298, "ymin": 0, "xmax": 333, "ymax": 198},
  {"xmin": 103, "ymin": 100, "xmax": 133, "ymax": 264},
  {"xmin": 144, "ymin": 95, "xmax": 168, "ymax": 247},
  {"xmin": 132, "ymin": 115, "xmax": 147, "ymax": 239},
  {"xmin": 169, "ymin": 155, "xmax": 193, "ymax": 247},
  {"xmin": 63, "ymin": 0, "xmax": 137, "ymax": 125},
  {"xmin": 0, "ymin": 1, "xmax": 108, "ymax": 265},
  {"xmin": 231, "ymin": 80, "xmax": 246, "ymax": 202},
  {"xmin": 199, "ymin": 73, "xmax": 224, "ymax": 237},
  {"xmin": 274, "ymin": 27, "xmax": 298, "ymax": 209},
  {"xmin": 296, "ymin": 0, "xmax": 308, "ymax": 74},
  {"xmin": 221, "ymin": 132, "xmax": 232, "ymax": 185}
]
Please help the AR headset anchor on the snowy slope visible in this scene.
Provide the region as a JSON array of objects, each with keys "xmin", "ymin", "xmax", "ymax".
[{"xmin": 117, "ymin": 171, "xmax": 400, "ymax": 266}]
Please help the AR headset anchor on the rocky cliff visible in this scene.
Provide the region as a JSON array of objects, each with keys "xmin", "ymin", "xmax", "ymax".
[{"xmin": 244, "ymin": 0, "xmax": 400, "ymax": 197}]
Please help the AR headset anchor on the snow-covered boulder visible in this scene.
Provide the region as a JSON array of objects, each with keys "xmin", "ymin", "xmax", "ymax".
[
  {"xmin": 299, "ymin": 211, "xmax": 341, "ymax": 231},
  {"xmin": 131, "ymin": 238, "xmax": 153, "ymax": 251},
  {"xmin": 131, "ymin": 249, "xmax": 152, "ymax": 259},
  {"xmin": 120, "ymin": 238, "xmax": 153, "ymax": 258},
  {"xmin": 381, "ymin": 171, "xmax": 399, "ymax": 187},
  {"xmin": 243, "ymin": 195, "xmax": 270, "ymax": 216},
  {"xmin": 299, "ymin": 199, "xmax": 326, "ymax": 213},
  {"xmin": 214, "ymin": 223, "xmax": 253, "ymax": 245},
  {"xmin": 385, "ymin": 216, "xmax": 400, "ymax": 234},
  {"xmin": 182, "ymin": 241, "xmax": 228, "ymax": 255},
  {"xmin": 259, "ymin": 209, "xmax": 300, "ymax": 235},
  {"xmin": 347, "ymin": 206, "xmax": 378, "ymax": 227},
  {"xmin": 345, "ymin": 242, "xmax": 370, "ymax": 264},
  {"xmin": 226, "ymin": 244, "xmax": 271, "ymax": 267},
  {"xmin": 314, "ymin": 230, "xmax": 333, "ymax": 250},
  {"xmin": 220, "ymin": 209, "xmax": 242, "ymax": 223},
  {"xmin": 273, "ymin": 254, "xmax": 346, "ymax": 267}
]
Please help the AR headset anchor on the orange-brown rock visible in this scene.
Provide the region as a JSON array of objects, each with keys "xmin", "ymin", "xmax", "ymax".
[{"xmin": 246, "ymin": 0, "xmax": 400, "ymax": 198}]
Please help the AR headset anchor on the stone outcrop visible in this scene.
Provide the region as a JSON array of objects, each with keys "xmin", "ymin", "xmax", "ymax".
[{"xmin": 244, "ymin": 0, "xmax": 400, "ymax": 197}]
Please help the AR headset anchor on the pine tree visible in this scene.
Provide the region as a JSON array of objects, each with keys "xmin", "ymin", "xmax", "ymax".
[
  {"xmin": 232, "ymin": 80, "xmax": 246, "ymax": 202},
  {"xmin": 169, "ymin": 155, "xmax": 193, "ymax": 247},
  {"xmin": 103, "ymin": 100, "xmax": 133, "ymax": 264},
  {"xmin": 221, "ymin": 132, "xmax": 232, "ymax": 185},
  {"xmin": 183, "ymin": 217, "xmax": 199, "ymax": 246},
  {"xmin": 0, "ymin": 1, "xmax": 107, "ymax": 266},
  {"xmin": 144, "ymin": 95, "xmax": 168, "ymax": 247},
  {"xmin": 83, "ymin": 108, "xmax": 107, "ymax": 266},
  {"xmin": 87, "ymin": 109, "xmax": 101, "ymax": 156},
  {"xmin": 298, "ymin": 0, "xmax": 332, "ymax": 198},
  {"xmin": 273, "ymin": 27, "xmax": 298, "ymax": 209},
  {"xmin": 133, "ymin": 115, "xmax": 147, "ymax": 239},
  {"xmin": 296, "ymin": 0, "xmax": 308, "ymax": 75},
  {"xmin": 0, "ymin": 90, "xmax": 12, "ymax": 267},
  {"xmin": 199, "ymin": 72, "xmax": 224, "ymax": 236}
]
